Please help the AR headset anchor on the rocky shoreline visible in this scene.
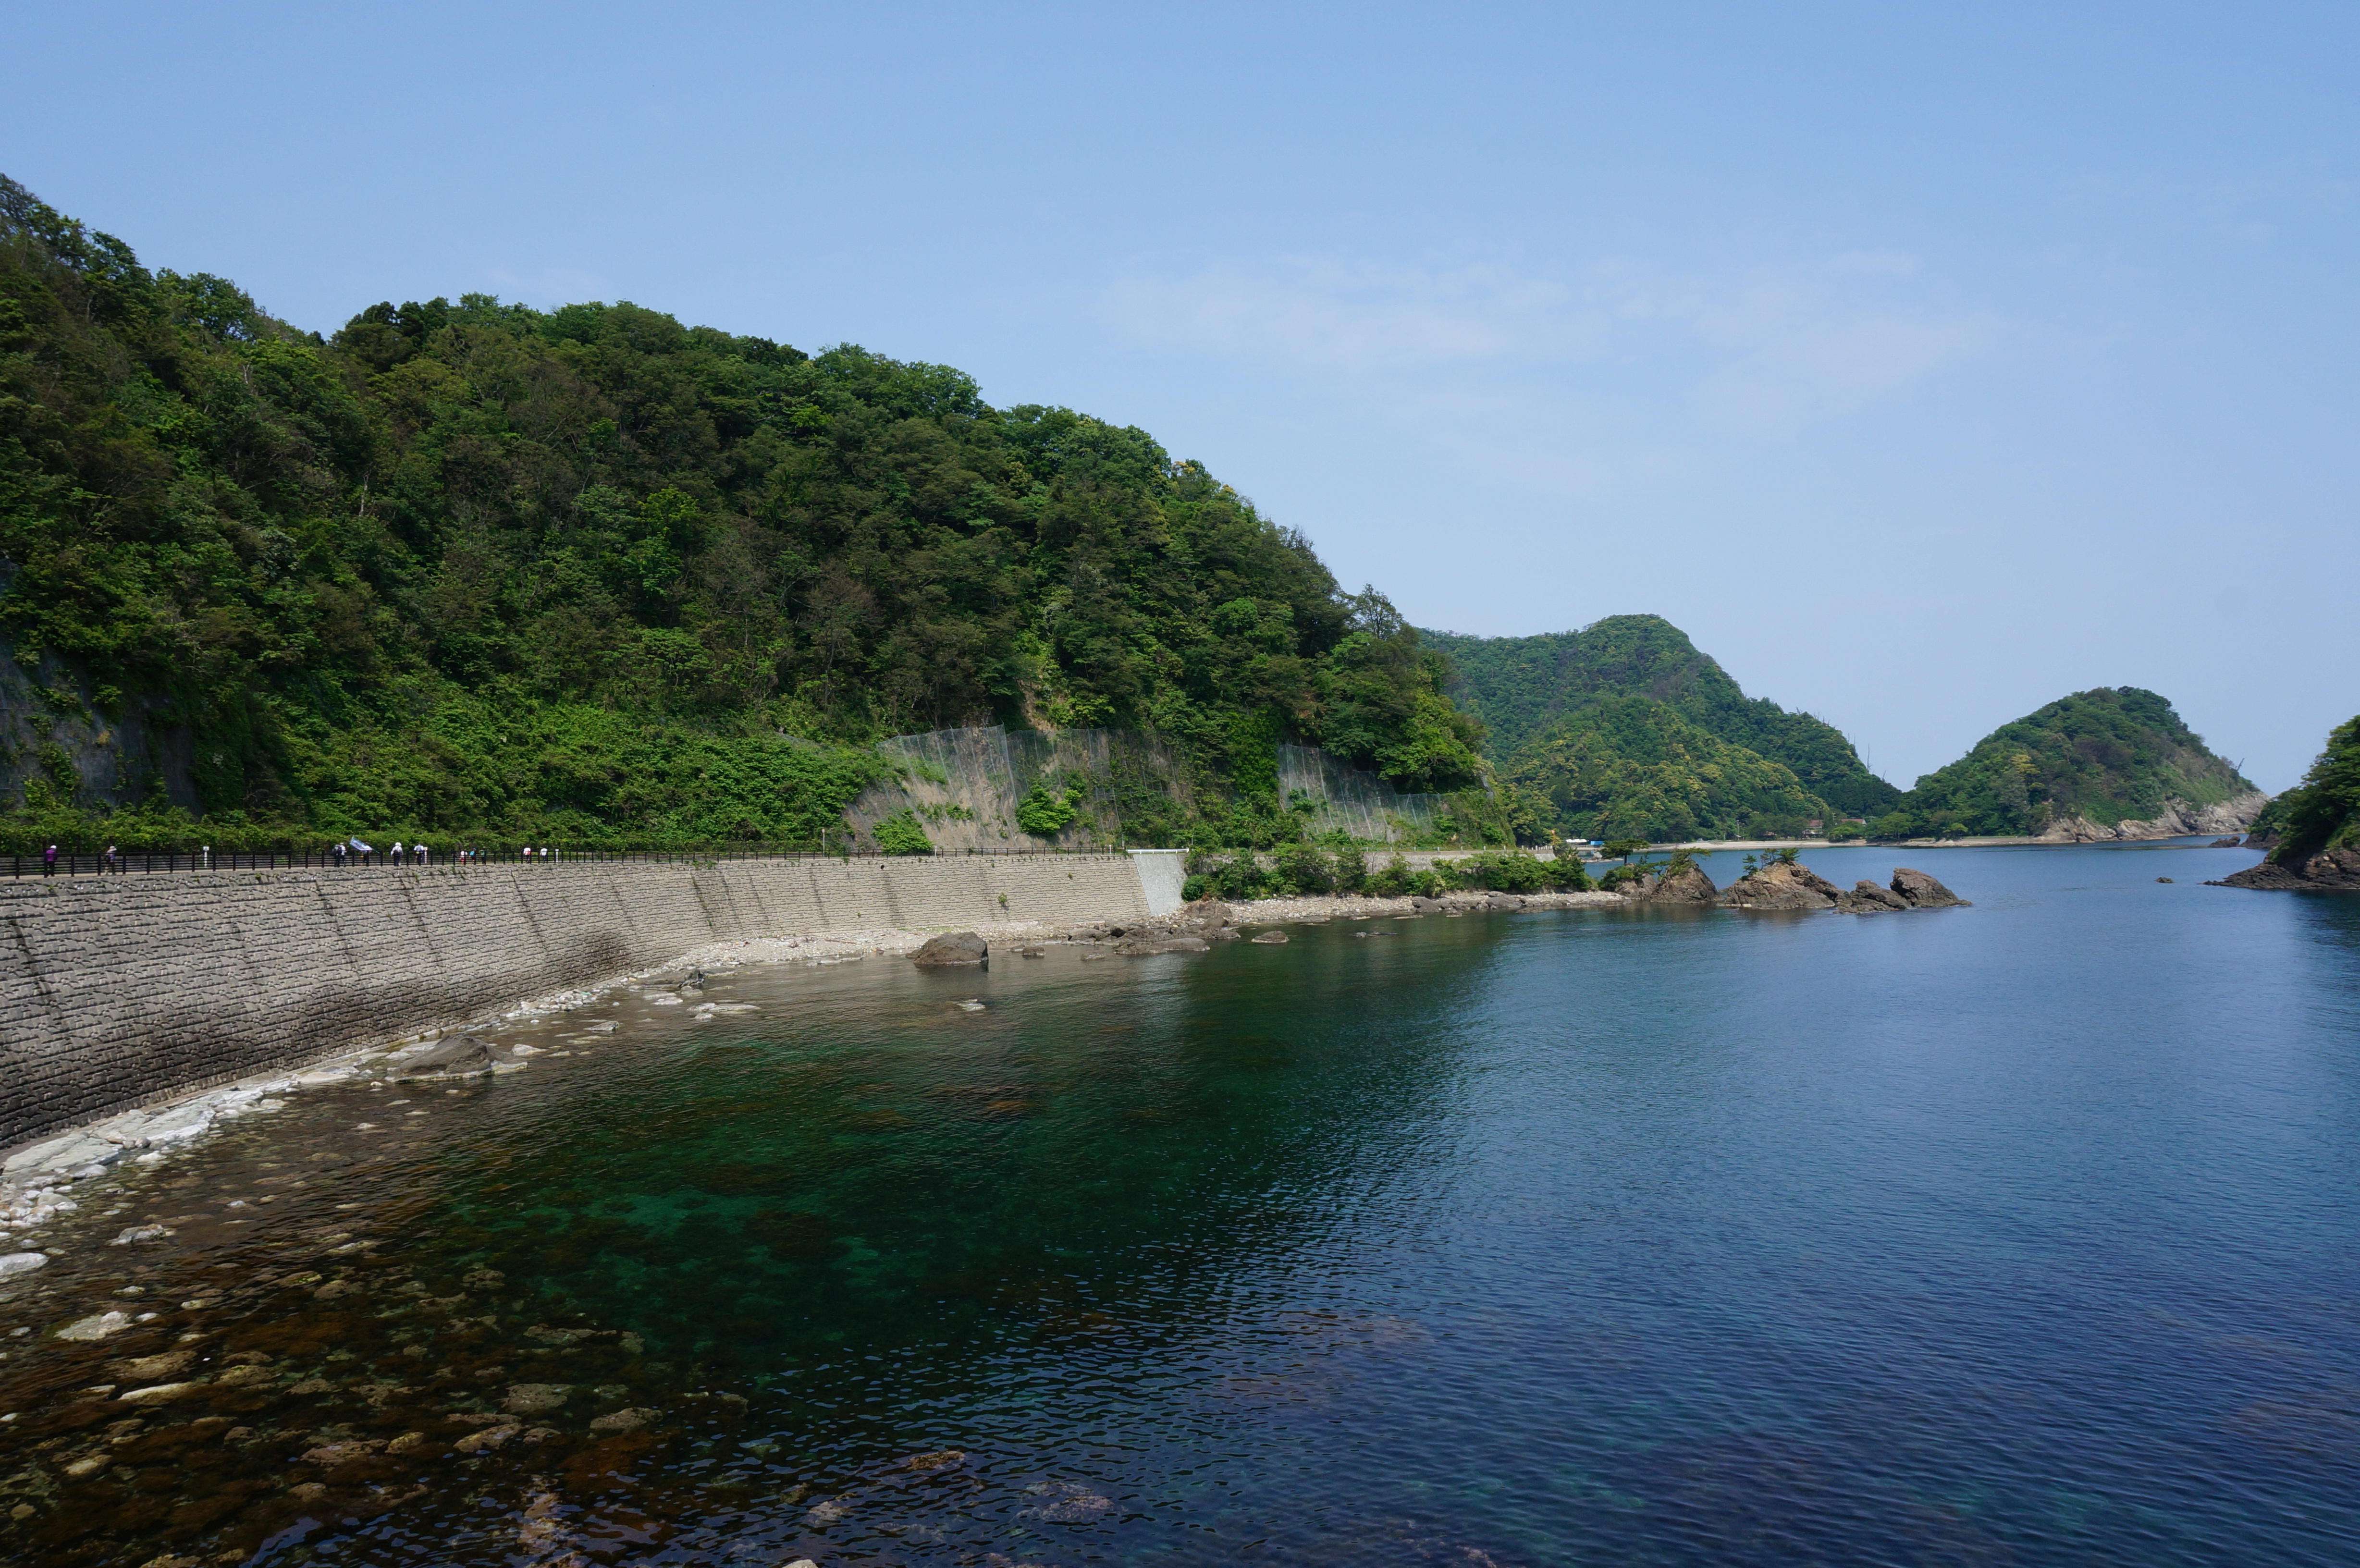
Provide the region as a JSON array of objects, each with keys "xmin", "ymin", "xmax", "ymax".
[{"xmin": 2212, "ymin": 847, "xmax": 2360, "ymax": 892}]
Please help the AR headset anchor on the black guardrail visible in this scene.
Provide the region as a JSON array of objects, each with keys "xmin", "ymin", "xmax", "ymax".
[{"xmin": 2, "ymin": 845, "xmax": 1147, "ymax": 878}]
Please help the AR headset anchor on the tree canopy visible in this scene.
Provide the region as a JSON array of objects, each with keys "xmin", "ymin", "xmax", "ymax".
[{"xmin": 0, "ymin": 175, "xmax": 1480, "ymax": 847}]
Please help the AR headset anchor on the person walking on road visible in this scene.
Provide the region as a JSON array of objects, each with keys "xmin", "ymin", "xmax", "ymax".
[
  {"xmin": 42, "ymin": 844, "xmax": 57, "ymax": 877},
  {"xmin": 103, "ymin": 843, "xmax": 117, "ymax": 874}
]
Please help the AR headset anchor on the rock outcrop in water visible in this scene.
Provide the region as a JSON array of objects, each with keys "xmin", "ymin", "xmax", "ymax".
[
  {"xmin": 1621, "ymin": 862, "xmax": 1718, "ymax": 903},
  {"xmin": 2216, "ymin": 849, "xmax": 2360, "ymax": 892},
  {"xmin": 1711, "ymin": 860, "xmax": 1969, "ymax": 913},
  {"xmin": 910, "ymin": 932, "xmax": 989, "ymax": 966},
  {"xmin": 1833, "ymin": 867, "xmax": 1970, "ymax": 913},
  {"xmin": 1716, "ymin": 861, "xmax": 1844, "ymax": 909}
]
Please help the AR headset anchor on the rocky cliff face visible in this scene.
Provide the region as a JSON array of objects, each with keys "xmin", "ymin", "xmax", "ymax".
[
  {"xmin": 2033, "ymin": 789, "xmax": 2270, "ymax": 843},
  {"xmin": 2217, "ymin": 849, "xmax": 2360, "ymax": 892}
]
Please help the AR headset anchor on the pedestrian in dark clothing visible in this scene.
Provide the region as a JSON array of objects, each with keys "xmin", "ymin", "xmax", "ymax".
[{"xmin": 333, "ymin": 842, "xmax": 347, "ymax": 870}]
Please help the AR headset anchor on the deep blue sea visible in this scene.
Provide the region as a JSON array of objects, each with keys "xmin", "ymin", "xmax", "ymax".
[{"xmin": 4, "ymin": 840, "xmax": 2357, "ymax": 1567}]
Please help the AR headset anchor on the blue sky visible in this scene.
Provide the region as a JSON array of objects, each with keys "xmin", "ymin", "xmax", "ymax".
[{"xmin": 9, "ymin": 1, "xmax": 2354, "ymax": 788}]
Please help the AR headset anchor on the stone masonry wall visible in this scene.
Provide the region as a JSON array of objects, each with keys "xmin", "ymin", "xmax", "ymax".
[{"xmin": 0, "ymin": 853, "xmax": 1148, "ymax": 1153}]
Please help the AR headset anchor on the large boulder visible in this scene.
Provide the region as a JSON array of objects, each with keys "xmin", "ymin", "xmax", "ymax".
[
  {"xmin": 910, "ymin": 931, "xmax": 988, "ymax": 967},
  {"xmin": 1173, "ymin": 898, "xmax": 1234, "ymax": 935},
  {"xmin": 1623, "ymin": 863, "xmax": 1718, "ymax": 903},
  {"xmin": 1716, "ymin": 861, "xmax": 1842, "ymax": 910},
  {"xmin": 1890, "ymin": 868, "xmax": 1970, "ymax": 908}
]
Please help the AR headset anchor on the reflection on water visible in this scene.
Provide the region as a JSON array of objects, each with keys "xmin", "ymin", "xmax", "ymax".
[{"xmin": 2, "ymin": 842, "xmax": 2358, "ymax": 1567}]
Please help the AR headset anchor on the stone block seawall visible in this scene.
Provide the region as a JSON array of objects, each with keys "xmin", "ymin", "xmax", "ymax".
[{"xmin": 0, "ymin": 853, "xmax": 1149, "ymax": 1152}]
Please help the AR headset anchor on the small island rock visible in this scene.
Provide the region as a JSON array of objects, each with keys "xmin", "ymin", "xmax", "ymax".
[
  {"xmin": 1716, "ymin": 861, "xmax": 1842, "ymax": 910},
  {"xmin": 1890, "ymin": 868, "xmax": 1969, "ymax": 907},
  {"xmin": 1623, "ymin": 863, "xmax": 1718, "ymax": 903}
]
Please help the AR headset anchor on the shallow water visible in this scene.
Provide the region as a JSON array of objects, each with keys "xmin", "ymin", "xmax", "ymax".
[{"xmin": 3, "ymin": 841, "xmax": 2358, "ymax": 1567}]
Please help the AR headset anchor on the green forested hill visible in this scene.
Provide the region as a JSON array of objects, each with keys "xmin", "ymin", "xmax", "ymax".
[
  {"xmin": 1882, "ymin": 687, "xmax": 2256, "ymax": 838},
  {"xmin": 1500, "ymin": 694, "xmax": 1835, "ymax": 843},
  {"xmin": 0, "ymin": 175, "xmax": 1482, "ymax": 848},
  {"xmin": 1425, "ymin": 614, "xmax": 1901, "ymax": 836}
]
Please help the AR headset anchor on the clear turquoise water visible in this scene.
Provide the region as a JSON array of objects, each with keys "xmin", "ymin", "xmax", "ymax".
[{"xmin": 5, "ymin": 841, "xmax": 2358, "ymax": 1566}]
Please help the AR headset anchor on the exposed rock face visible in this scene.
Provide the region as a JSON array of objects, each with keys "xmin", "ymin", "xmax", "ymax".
[
  {"xmin": 1716, "ymin": 862, "xmax": 1843, "ymax": 910},
  {"xmin": 1890, "ymin": 868, "xmax": 1969, "ymax": 908},
  {"xmin": 1623, "ymin": 863, "xmax": 1717, "ymax": 903},
  {"xmin": 2034, "ymin": 789, "xmax": 2271, "ymax": 843},
  {"xmin": 1249, "ymin": 931, "xmax": 1289, "ymax": 944},
  {"xmin": 910, "ymin": 931, "xmax": 988, "ymax": 967},
  {"xmin": 2218, "ymin": 848, "xmax": 2360, "ymax": 891}
]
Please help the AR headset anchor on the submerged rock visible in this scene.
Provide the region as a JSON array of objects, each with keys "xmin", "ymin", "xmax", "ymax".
[
  {"xmin": 390, "ymin": 1035, "xmax": 524, "ymax": 1080},
  {"xmin": 589, "ymin": 1407, "xmax": 658, "ymax": 1434},
  {"xmin": 55, "ymin": 1311, "xmax": 133, "ymax": 1340},
  {"xmin": 911, "ymin": 931, "xmax": 988, "ymax": 967},
  {"xmin": 1250, "ymin": 931, "xmax": 1290, "ymax": 944},
  {"xmin": 504, "ymin": 1383, "xmax": 571, "ymax": 1414}
]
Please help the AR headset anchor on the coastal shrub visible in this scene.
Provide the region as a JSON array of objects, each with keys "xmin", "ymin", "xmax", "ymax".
[
  {"xmin": 1274, "ymin": 843, "xmax": 1334, "ymax": 895},
  {"xmin": 1366, "ymin": 854, "xmax": 1415, "ymax": 898},
  {"xmin": 872, "ymin": 810, "xmax": 934, "ymax": 855},
  {"xmin": 1332, "ymin": 847, "xmax": 1369, "ymax": 893},
  {"xmin": 1200, "ymin": 853, "xmax": 1273, "ymax": 901},
  {"xmin": 1548, "ymin": 855, "xmax": 1593, "ymax": 892},
  {"xmin": 1411, "ymin": 869, "xmax": 1444, "ymax": 898},
  {"xmin": 1441, "ymin": 850, "xmax": 1551, "ymax": 893},
  {"xmin": 1181, "ymin": 874, "xmax": 1210, "ymax": 902}
]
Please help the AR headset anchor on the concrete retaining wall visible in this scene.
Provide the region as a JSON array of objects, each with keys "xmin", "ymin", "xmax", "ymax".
[{"xmin": 0, "ymin": 853, "xmax": 1150, "ymax": 1152}]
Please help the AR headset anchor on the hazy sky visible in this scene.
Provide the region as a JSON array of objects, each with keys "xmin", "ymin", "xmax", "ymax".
[{"xmin": 9, "ymin": 2, "xmax": 2354, "ymax": 788}]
